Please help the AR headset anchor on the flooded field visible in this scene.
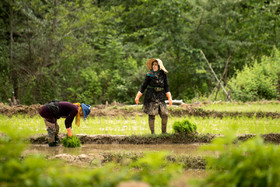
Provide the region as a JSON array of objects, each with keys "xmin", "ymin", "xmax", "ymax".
[
  {"xmin": 23, "ymin": 143, "xmax": 207, "ymax": 157},
  {"xmin": 23, "ymin": 143, "xmax": 209, "ymax": 178}
]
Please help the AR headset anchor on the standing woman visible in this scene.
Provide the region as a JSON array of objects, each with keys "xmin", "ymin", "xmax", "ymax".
[
  {"xmin": 39, "ymin": 101, "xmax": 91, "ymax": 147},
  {"xmin": 135, "ymin": 58, "xmax": 172, "ymax": 134}
]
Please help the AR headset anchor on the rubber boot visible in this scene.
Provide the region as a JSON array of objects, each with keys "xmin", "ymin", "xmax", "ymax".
[
  {"xmin": 148, "ymin": 115, "xmax": 155, "ymax": 134},
  {"xmin": 47, "ymin": 127, "xmax": 58, "ymax": 147},
  {"xmin": 54, "ymin": 122, "xmax": 60, "ymax": 144},
  {"xmin": 161, "ymin": 115, "xmax": 168, "ymax": 134},
  {"xmin": 48, "ymin": 142, "xmax": 58, "ymax": 147},
  {"xmin": 55, "ymin": 135, "xmax": 60, "ymax": 144}
]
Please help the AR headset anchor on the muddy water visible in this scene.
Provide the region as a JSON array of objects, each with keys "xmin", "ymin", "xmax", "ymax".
[
  {"xmin": 23, "ymin": 143, "xmax": 209, "ymax": 179},
  {"xmin": 23, "ymin": 143, "xmax": 208, "ymax": 157}
]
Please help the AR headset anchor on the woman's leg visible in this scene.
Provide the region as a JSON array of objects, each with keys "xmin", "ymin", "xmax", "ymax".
[
  {"xmin": 148, "ymin": 115, "xmax": 155, "ymax": 134},
  {"xmin": 44, "ymin": 119, "xmax": 58, "ymax": 146},
  {"xmin": 160, "ymin": 114, "xmax": 168, "ymax": 133},
  {"xmin": 159, "ymin": 103, "xmax": 169, "ymax": 134},
  {"xmin": 54, "ymin": 121, "xmax": 60, "ymax": 143}
]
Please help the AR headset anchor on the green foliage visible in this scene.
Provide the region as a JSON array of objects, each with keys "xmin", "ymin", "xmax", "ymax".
[
  {"xmin": 0, "ymin": 124, "xmax": 183, "ymax": 186},
  {"xmin": 0, "ymin": 44, "xmax": 12, "ymax": 102},
  {"xmin": 0, "ymin": 0, "xmax": 280, "ymax": 104},
  {"xmin": 91, "ymin": 152, "xmax": 182, "ymax": 187},
  {"xmin": 130, "ymin": 152, "xmax": 183, "ymax": 186},
  {"xmin": 201, "ymin": 132, "xmax": 280, "ymax": 187},
  {"xmin": 228, "ymin": 48, "xmax": 280, "ymax": 101},
  {"xmin": 62, "ymin": 135, "xmax": 81, "ymax": 148},
  {"xmin": 172, "ymin": 118, "xmax": 197, "ymax": 134}
]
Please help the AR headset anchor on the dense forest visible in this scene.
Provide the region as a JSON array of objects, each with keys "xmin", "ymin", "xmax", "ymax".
[{"xmin": 0, "ymin": 0, "xmax": 279, "ymax": 105}]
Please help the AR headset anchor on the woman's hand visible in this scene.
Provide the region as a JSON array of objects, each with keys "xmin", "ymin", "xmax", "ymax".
[
  {"xmin": 135, "ymin": 91, "xmax": 142, "ymax": 104},
  {"xmin": 67, "ymin": 128, "xmax": 72, "ymax": 137},
  {"xmin": 166, "ymin": 92, "xmax": 172, "ymax": 106}
]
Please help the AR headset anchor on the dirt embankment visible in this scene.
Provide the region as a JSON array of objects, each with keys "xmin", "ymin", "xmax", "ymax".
[
  {"xmin": 1, "ymin": 102, "xmax": 280, "ymax": 118},
  {"xmin": 47, "ymin": 152, "xmax": 207, "ymax": 169},
  {"xmin": 29, "ymin": 133, "xmax": 280, "ymax": 145}
]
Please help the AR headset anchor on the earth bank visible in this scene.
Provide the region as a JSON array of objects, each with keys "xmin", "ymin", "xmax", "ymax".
[
  {"xmin": 29, "ymin": 133, "xmax": 280, "ymax": 144},
  {"xmin": 1, "ymin": 102, "xmax": 280, "ymax": 118}
]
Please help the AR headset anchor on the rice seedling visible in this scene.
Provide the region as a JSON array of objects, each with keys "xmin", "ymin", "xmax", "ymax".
[
  {"xmin": 1, "ymin": 113, "xmax": 279, "ymax": 136},
  {"xmin": 201, "ymin": 101, "xmax": 280, "ymax": 113},
  {"xmin": 62, "ymin": 135, "xmax": 81, "ymax": 148},
  {"xmin": 181, "ymin": 116, "xmax": 280, "ymax": 135}
]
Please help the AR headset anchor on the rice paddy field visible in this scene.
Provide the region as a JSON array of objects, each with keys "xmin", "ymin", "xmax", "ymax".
[
  {"xmin": 1, "ymin": 102, "xmax": 280, "ymax": 136},
  {"xmin": 200, "ymin": 101, "xmax": 280, "ymax": 113},
  {"xmin": 1, "ymin": 101, "xmax": 280, "ymax": 186}
]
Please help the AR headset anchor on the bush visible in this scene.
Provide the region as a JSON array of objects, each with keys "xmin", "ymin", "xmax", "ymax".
[
  {"xmin": 200, "ymin": 133, "xmax": 280, "ymax": 187},
  {"xmin": 172, "ymin": 119, "xmax": 197, "ymax": 134},
  {"xmin": 228, "ymin": 47, "xmax": 280, "ymax": 101},
  {"xmin": 62, "ymin": 135, "xmax": 81, "ymax": 148}
]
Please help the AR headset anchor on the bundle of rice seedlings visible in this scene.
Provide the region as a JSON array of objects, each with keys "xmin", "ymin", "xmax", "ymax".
[
  {"xmin": 172, "ymin": 118, "xmax": 197, "ymax": 134},
  {"xmin": 62, "ymin": 135, "xmax": 81, "ymax": 148}
]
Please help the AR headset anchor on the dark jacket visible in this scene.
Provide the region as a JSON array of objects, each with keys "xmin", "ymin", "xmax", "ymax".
[
  {"xmin": 139, "ymin": 70, "xmax": 170, "ymax": 105},
  {"xmin": 39, "ymin": 101, "xmax": 78, "ymax": 128}
]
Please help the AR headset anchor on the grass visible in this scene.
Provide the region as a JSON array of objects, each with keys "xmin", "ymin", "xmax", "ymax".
[
  {"xmin": 200, "ymin": 101, "xmax": 280, "ymax": 113},
  {"xmin": 188, "ymin": 116, "xmax": 280, "ymax": 135},
  {"xmin": 1, "ymin": 114, "xmax": 280, "ymax": 136}
]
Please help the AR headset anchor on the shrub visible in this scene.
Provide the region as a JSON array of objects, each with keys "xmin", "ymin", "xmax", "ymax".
[
  {"xmin": 172, "ymin": 119, "xmax": 197, "ymax": 134},
  {"xmin": 200, "ymin": 133, "xmax": 280, "ymax": 187},
  {"xmin": 62, "ymin": 135, "xmax": 81, "ymax": 148},
  {"xmin": 228, "ymin": 47, "xmax": 280, "ymax": 101}
]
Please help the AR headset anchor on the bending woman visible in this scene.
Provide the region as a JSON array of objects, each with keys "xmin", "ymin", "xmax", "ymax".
[{"xmin": 39, "ymin": 101, "xmax": 91, "ymax": 146}]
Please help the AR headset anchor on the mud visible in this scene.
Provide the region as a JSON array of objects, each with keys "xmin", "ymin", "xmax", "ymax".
[
  {"xmin": 24, "ymin": 143, "xmax": 207, "ymax": 157},
  {"xmin": 23, "ymin": 144, "xmax": 207, "ymax": 169},
  {"xmin": 29, "ymin": 133, "xmax": 280, "ymax": 145},
  {"xmin": 29, "ymin": 133, "xmax": 216, "ymax": 144},
  {"xmin": 1, "ymin": 102, "xmax": 280, "ymax": 118}
]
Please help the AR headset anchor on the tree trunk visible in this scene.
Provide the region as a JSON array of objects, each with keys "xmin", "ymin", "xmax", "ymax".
[
  {"xmin": 214, "ymin": 55, "xmax": 231, "ymax": 100},
  {"xmin": 9, "ymin": 4, "xmax": 18, "ymax": 101},
  {"xmin": 200, "ymin": 50, "xmax": 231, "ymax": 101},
  {"xmin": 52, "ymin": 0, "xmax": 57, "ymax": 65}
]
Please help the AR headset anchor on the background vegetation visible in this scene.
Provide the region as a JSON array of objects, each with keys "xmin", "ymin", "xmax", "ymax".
[{"xmin": 1, "ymin": 0, "xmax": 279, "ymax": 105}]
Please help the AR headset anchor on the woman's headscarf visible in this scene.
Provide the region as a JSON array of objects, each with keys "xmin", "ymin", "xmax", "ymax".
[
  {"xmin": 73, "ymin": 103, "xmax": 91, "ymax": 127},
  {"xmin": 147, "ymin": 61, "xmax": 160, "ymax": 77},
  {"xmin": 145, "ymin": 58, "xmax": 168, "ymax": 73}
]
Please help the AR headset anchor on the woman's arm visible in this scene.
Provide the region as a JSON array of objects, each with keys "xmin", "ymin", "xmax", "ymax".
[
  {"xmin": 140, "ymin": 75, "xmax": 150, "ymax": 93},
  {"xmin": 64, "ymin": 105, "xmax": 78, "ymax": 129}
]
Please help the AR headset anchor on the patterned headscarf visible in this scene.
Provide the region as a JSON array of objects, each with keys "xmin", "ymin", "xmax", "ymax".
[{"xmin": 147, "ymin": 61, "xmax": 160, "ymax": 77}]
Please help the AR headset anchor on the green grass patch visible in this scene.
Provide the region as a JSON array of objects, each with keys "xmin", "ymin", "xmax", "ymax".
[{"xmin": 1, "ymin": 114, "xmax": 280, "ymax": 136}]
